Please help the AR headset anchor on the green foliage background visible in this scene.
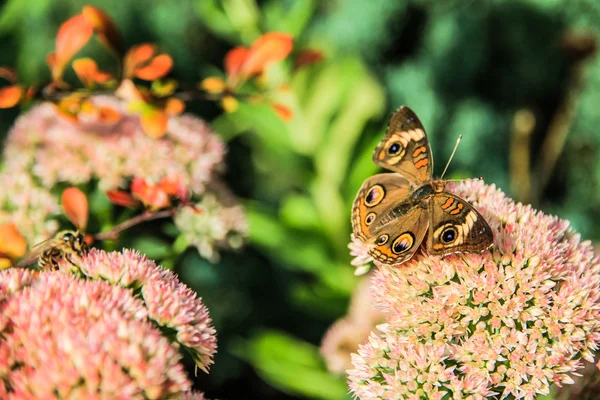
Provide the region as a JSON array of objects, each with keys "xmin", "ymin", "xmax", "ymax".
[{"xmin": 1, "ymin": 0, "xmax": 599, "ymax": 399}]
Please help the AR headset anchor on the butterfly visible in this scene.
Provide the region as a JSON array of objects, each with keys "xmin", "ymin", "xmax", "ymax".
[{"xmin": 351, "ymin": 106, "xmax": 493, "ymax": 267}]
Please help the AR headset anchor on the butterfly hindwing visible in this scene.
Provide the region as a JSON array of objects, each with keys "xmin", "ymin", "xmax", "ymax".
[
  {"xmin": 367, "ymin": 206, "xmax": 429, "ymax": 266},
  {"xmin": 428, "ymin": 193, "xmax": 493, "ymax": 255}
]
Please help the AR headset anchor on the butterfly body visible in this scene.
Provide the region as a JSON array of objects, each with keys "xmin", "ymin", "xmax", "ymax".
[{"xmin": 352, "ymin": 106, "xmax": 493, "ymax": 267}]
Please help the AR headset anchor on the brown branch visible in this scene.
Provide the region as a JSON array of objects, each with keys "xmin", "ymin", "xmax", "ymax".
[
  {"xmin": 509, "ymin": 109, "xmax": 535, "ymax": 203},
  {"xmin": 94, "ymin": 208, "xmax": 176, "ymax": 241},
  {"xmin": 37, "ymin": 87, "xmax": 218, "ymax": 103},
  {"xmin": 534, "ymin": 33, "xmax": 596, "ymax": 203}
]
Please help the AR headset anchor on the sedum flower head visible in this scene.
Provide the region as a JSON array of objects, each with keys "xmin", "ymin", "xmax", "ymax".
[
  {"xmin": 174, "ymin": 192, "xmax": 246, "ymax": 262},
  {"xmin": 73, "ymin": 248, "xmax": 217, "ymax": 371},
  {"xmin": 321, "ymin": 278, "xmax": 387, "ymax": 374},
  {"xmin": 0, "ymin": 269, "xmax": 190, "ymax": 399},
  {"xmin": 182, "ymin": 390, "xmax": 208, "ymax": 400},
  {"xmin": 4, "ymin": 96, "xmax": 225, "ymax": 193},
  {"xmin": 0, "ymin": 172, "xmax": 59, "ymax": 245},
  {"xmin": 2, "ymin": 96, "xmax": 245, "ymax": 259},
  {"xmin": 348, "ymin": 180, "xmax": 600, "ymax": 400}
]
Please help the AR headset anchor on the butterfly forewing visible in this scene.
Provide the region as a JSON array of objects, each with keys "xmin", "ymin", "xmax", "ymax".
[
  {"xmin": 352, "ymin": 173, "xmax": 413, "ymax": 242},
  {"xmin": 372, "ymin": 106, "xmax": 433, "ymax": 183}
]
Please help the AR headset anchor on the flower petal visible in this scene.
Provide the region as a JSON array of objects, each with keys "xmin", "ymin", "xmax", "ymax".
[
  {"xmin": 135, "ymin": 54, "xmax": 173, "ymax": 81},
  {"xmin": 271, "ymin": 102, "xmax": 293, "ymax": 121},
  {"xmin": 0, "ymin": 223, "xmax": 27, "ymax": 260},
  {"xmin": 164, "ymin": 98, "xmax": 185, "ymax": 116},
  {"xmin": 61, "ymin": 187, "xmax": 89, "ymax": 231},
  {"xmin": 124, "ymin": 44, "xmax": 156, "ymax": 78},
  {"xmin": 72, "ymin": 58, "xmax": 112, "ymax": 86},
  {"xmin": 131, "ymin": 177, "xmax": 171, "ymax": 209},
  {"xmin": 0, "ymin": 86, "xmax": 22, "ymax": 108},
  {"xmin": 221, "ymin": 96, "xmax": 239, "ymax": 113},
  {"xmin": 240, "ymin": 32, "xmax": 293, "ymax": 78},
  {"xmin": 82, "ymin": 6, "xmax": 123, "ymax": 54},
  {"xmin": 115, "ymin": 79, "xmax": 145, "ymax": 102},
  {"xmin": 106, "ymin": 190, "xmax": 139, "ymax": 208},
  {"xmin": 53, "ymin": 14, "xmax": 94, "ymax": 81},
  {"xmin": 225, "ymin": 47, "xmax": 250, "ymax": 82},
  {"xmin": 140, "ymin": 108, "xmax": 169, "ymax": 138},
  {"xmin": 200, "ymin": 77, "xmax": 226, "ymax": 94}
]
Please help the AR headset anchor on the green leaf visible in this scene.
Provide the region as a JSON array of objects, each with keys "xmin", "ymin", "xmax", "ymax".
[
  {"xmin": 0, "ymin": 0, "xmax": 51, "ymax": 35},
  {"xmin": 233, "ymin": 330, "xmax": 350, "ymax": 400},
  {"xmin": 131, "ymin": 236, "xmax": 170, "ymax": 260},
  {"xmin": 247, "ymin": 205, "xmax": 333, "ymax": 274},
  {"xmin": 279, "ymin": 194, "xmax": 322, "ymax": 230},
  {"xmin": 194, "ymin": 0, "xmax": 239, "ymax": 42},
  {"xmin": 263, "ymin": 0, "xmax": 316, "ymax": 36},
  {"xmin": 88, "ymin": 186, "xmax": 113, "ymax": 226},
  {"xmin": 172, "ymin": 234, "xmax": 189, "ymax": 255}
]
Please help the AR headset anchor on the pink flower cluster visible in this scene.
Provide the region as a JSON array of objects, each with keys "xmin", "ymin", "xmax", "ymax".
[
  {"xmin": 348, "ymin": 180, "xmax": 600, "ymax": 400},
  {"xmin": 1, "ymin": 96, "xmax": 246, "ymax": 258},
  {"xmin": 0, "ymin": 249, "xmax": 216, "ymax": 399},
  {"xmin": 0, "ymin": 269, "xmax": 188, "ymax": 398},
  {"xmin": 0, "ymin": 172, "xmax": 59, "ymax": 244},
  {"xmin": 70, "ymin": 249, "xmax": 217, "ymax": 371},
  {"xmin": 174, "ymin": 192, "xmax": 246, "ymax": 262},
  {"xmin": 321, "ymin": 278, "xmax": 387, "ymax": 374},
  {"xmin": 4, "ymin": 96, "xmax": 224, "ymax": 193}
]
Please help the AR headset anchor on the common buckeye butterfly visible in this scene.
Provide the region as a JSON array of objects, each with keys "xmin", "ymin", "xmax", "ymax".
[{"xmin": 351, "ymin": 106, "xmax": 493, "ymax": 266}]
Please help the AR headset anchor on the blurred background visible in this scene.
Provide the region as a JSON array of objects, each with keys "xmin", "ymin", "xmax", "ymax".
[{"xmin": 0, "ymin": 0, "xmax": 599, "ymax": 398}]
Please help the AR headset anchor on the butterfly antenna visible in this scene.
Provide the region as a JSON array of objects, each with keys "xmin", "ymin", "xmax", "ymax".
[{"xmin": 440, "ymin": 135, "xmax": 463, "ymax": 179}]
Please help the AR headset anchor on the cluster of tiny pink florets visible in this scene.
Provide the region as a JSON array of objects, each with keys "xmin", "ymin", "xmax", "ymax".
[
  {"xmin": 69, "ymin": 248, "xmax": 217, "ymax": 371},
  {"xmin": 321, "ymin": 278, "xmax": 387, "ymax": 374},
  {"xmin": 0, "ymin": 249, "xmax": 217, "ymax": 399},
  {"xmin": 0, "ymin": 269, "xmax": 189, "ymax": 398},
  {"xmin": 0, "ymin": 96, "xmax": 246, "ymax": 259},
  {"xmin": 4, "ymin": 96, "xmax": 224, "ymax": 193},
  {"xmin": 348, "ymin": 180, "xmax": 600, "ymax": 400}
]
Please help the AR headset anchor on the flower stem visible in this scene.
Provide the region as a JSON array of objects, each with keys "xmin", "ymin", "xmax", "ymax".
[{"xmin": 94, "ymin": 209, "xmax": 176, "ymax": 241}]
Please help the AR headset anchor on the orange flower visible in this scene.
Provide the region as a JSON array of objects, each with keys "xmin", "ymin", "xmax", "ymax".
[
  {"xmin": 61, "ymin": 187, "xmax": 89, "ymax": 231},
  {"xmin": 0, "ymin": 223, "xmax": 27, "ymax": 269},
  {"xmin": 54, "ymin": 93, "xmax": 120, "ymax": 126},
  {"xmin": 156, "ymin": 175, "xmax": 189, "ymax": 202},
  {"xmin": 48, "ymin": 14, "xmax": 94, "ymax": 83},
  {"xmin": 121, "ymin": 83, "xmax": 184, "ymax": 138},
  {"xmin": 124, "ymin": 44, "xmax": 173, "ymax": 81},
  {"xmin": 106, "ymin": 190, "xmax": 139, "ymax": 208},
  {"xmin": 131, "ymin": 177, "xmax": 171, "ymax": 210},
  {"xmin": 201, "ymin": 32, "xmax": 293, "ymax": 92},
  {"xmin": 0, "ymin": 67, "xmax": 26, "ymax": 109},
  {"xmin": 0, "ymin": 86, "xmax": 23, "ymax": 108},
  {"xmin": 200, "ymin": 32, "xmax": 294, "ymax": 118},
  {"xmin": 47, "ymin": 6, "xmax": 122, "ymax": 83},
  {"xmin": 270, "ymin": 102, "xmax": 293, "ymax": 121},
  {"xmin": 107, "ymin": 176, "xmax": 189, "ymax": 211},
  {"xmin": 72, "ymin": 58, "xmax": 113, "ymax": 87},
  {"xmin": 81, "ymin": 6, "xmax": 123, "ymax": 54}
]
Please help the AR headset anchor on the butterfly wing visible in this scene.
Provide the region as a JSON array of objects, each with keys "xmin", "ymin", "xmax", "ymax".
[
  {"xmin": 373, "ymin": 106, "xmax": 433, "ymax": 183},
  {"xmin": 352, "ymin": 173, "xmax": 429, "ymax": 266},
  {"xmin": 427, "ymin": 193, "xmax": 493, "ymax": 256},
  {"xmin": 367, "ymin": 206, "xmax": 429, "ymax": 266}
]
